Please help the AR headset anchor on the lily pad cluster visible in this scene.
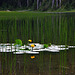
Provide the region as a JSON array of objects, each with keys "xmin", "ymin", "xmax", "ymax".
[
  {"xmin": 44, "ymin": 44, "xmax": 48, "ymax": 48},
  {"xmin": 14, "ymin": 39, "xmax": 22, "ymax": 47},
  {"xmin": 0, "ymin": 39, "xmax": 75, "ymax": 54}
]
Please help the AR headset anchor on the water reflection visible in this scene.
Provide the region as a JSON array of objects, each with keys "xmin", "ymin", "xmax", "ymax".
[
  {"xmin": 0, "ymin": 49, "xmax": 75, "ymax": 75},
  {"xmin": 0, "ymin": 13, "xmax": 75, "ymax": 45},
  {"xmin": 0, "ymin": 13, "xmax": 75, "ymax": 75}
]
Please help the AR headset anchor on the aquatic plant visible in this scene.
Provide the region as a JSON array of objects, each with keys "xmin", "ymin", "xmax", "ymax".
[
  {"xmin": 48, "ymin": 43, "xmax": 51, "ymax": 46},
  {"xmin": 14, "ymin": 39, "xmax": 22, "ymax": 46},
  {"xmin": 44, "ymin": 44, "xmax": 48, "ymax": 48},
  {"xmin": 28, "ymin": 39, "xmax": 32, "ymax": 43},
  {"xmin": 31, "ymin": 44, "xmax": 35, "ymax": 47},
  {"xmin": 31, "ymin": 44, "xmax": 35, "ymax": 51}
]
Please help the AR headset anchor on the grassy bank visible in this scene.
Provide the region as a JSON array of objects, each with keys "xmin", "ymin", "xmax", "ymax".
[
  {"xmin": 64, "ymin": 10, "xmax": 75, "ymax": 12},
  {"xmin": 46, "ymin": 9, "xmax": 75, "ymax": 12},
  {"xmin": 0, "ymin": 9, "xmax": 75, "ymax": 13},
  {"xmin": 0, "ymin": 11, "xmax": 55, "ymax": 19},
  {"xmin": 0, "ymin": 9, "xmax": 75, "ymax": 19}
]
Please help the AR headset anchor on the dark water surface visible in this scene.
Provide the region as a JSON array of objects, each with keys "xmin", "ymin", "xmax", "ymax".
[{"xmin": 0, "ymin": 12, "xmax": 75, "ymax": 75}]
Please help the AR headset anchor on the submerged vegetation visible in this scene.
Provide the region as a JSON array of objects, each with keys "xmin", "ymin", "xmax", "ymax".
[{"xmin": 48, "ymin": 43, "xmax": 51, "ymax": 46}]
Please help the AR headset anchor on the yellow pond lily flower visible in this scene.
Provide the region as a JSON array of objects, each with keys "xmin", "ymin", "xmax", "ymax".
[
  {"xmin": 31, "ymin": 44, "xmax": 35, "ymax": 47},
  {"xmin": 28, "ymin": 39, "xmax": 32, "ymax": 42}
]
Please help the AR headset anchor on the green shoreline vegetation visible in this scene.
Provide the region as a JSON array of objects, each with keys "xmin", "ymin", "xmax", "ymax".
[
  {"xmin": 0, "ymin": 9, "xmax": 75, "ymax": 12},
  {"xmin": 0, "ymin": 9, "xmax": 75, "ymax": 18}
]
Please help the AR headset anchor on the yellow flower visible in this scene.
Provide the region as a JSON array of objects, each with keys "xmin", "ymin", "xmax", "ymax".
[
  {"xmin": 31, "ymin": 44, "xmax": 35, "ymax": 47},
  {"xmin": 28, "ymin": 39, "xmax": 32, "ymax": 42},
  {"xmin": 31, "ymin": 56, "xmax": 35, "ymax": 59}
]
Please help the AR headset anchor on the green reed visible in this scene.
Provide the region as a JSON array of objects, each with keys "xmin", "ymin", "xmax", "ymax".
[
  {"xmin": 49, "ymin": 54, "xmax": 51, "ymax": 75},
  {"xmin": 39, "ymin": 52, "xmax": 44, "ymax": 73},
  {"xmin": 0, "ymin": 12, "xmax": 74, "ymax": 44},
  {"xmin": 24, "ymin": 54, "xmax": 26, "ymax": 74},
  {"xmin": 40, "ymin": 18, "xmax": 44, "ymax": 44}
]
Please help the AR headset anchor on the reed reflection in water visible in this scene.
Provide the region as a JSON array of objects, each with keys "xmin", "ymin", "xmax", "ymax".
[{"xmin": 0, "ymin": 13, "xmax": 75, "ymax": 75}]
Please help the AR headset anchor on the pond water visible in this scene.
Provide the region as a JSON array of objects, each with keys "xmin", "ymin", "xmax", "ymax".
[{"xmin": 0, "ymin": 12, "xmax": 75, "ymax": 75}]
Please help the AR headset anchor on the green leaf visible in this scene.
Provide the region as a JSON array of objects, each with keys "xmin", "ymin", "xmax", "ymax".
[{"xmin": 15, "ymin": 39, "xmax": 22, "ymax": 46}]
